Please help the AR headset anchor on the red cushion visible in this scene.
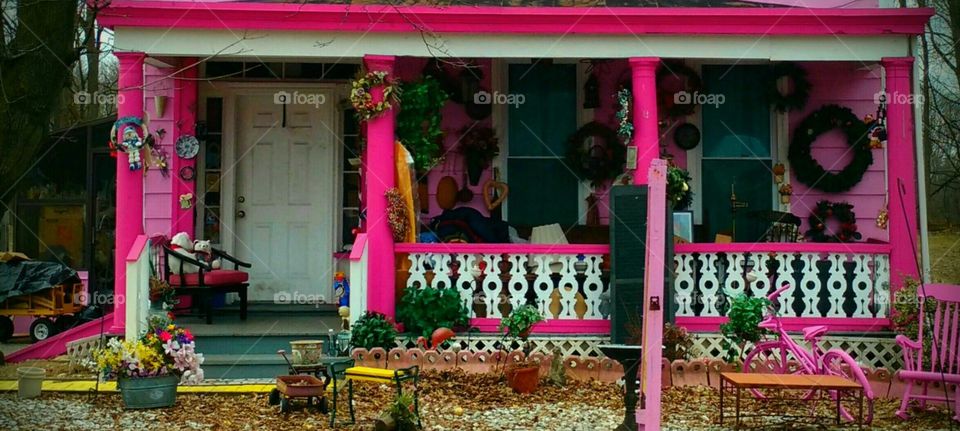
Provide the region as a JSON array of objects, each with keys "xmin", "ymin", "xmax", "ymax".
[{"xmin": 169, "ymin": 270, "xmax": 249, "ymax": 287}]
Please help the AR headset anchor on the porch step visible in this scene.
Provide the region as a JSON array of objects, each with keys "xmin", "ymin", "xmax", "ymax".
[{"xmin": 202, "ymin": 354, "xmax": 289, "ymax": 380}]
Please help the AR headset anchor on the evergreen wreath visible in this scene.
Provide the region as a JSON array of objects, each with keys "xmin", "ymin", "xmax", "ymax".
[
  {"xmin": 565, "ymin": 121, "xmax": 626, "ymax": 186},
  {"xmin": 805, "ymin": 200, "xmax": 862, "ymax": 243},
  {"xmin": 788, "ymin": 104, "xmax": 872, "ymax": 193},
  {"xmin": 350, "ymin": 71, "xmax": 399, "ymax": 121},
  {"xmin": 656, "ymin": 61, "xmax": 703, "ymax": 119},
  {"xmin": 768, "ymin": 62, "xmax": 811, "ymax": 113}
]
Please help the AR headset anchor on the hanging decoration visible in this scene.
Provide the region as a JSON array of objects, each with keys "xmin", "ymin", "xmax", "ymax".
[
  {"xmin": 109, "ymin": 116, "xmax": 152, "ymax": 171},
  {"xmin": 656, "ymin": 61, "xmax": 702, "ymax": 119},
  {"xmin": 385, "ymin": 187, "xmax": 410, "ymax": 242},
  {"xmin": 147, "ymin": 128, "xmax": 169, "ymax": 177},
  {"xmin": 458, "ymin": 126, "xmax": 499, "ymax": 186},
  {"xmin": 778, "ymin": 184, "xmax": 793, "ymax": 205},
  {"xmin": 615, "ymin": 88, "xmax": 633, "ymax": 143},
  {"xmin": 565, "ymin": 121, "xmax": 626, "ymax": 186},
  {"xmin": 583, "ymin": 61, "xmax": 601, "ymax": 109},
  {"xmin": 396, "ymin": 76, "xmax": 448, "ymax": 173},
  {"xmin": 178, "ymin": 166, "xmax": 196, "ymax": 182},
  {"xmin": 865, "ymin": 98, "xmax": 888, "ymax": 149},
  {"xmin": 788, "ymin": 104, "xmax": 872, "ymax": 193},
  {"xmin": 772, "ymin": 162, "xmax": 786, "ymax": 184},
  {"xmin": 350, "ymin": 70, "xmax": 399, "ymax": 121},
  {"xmin": 875, "ymin": 205, "xmax": 889, "ymax": 230},
  {"xmin": 805, "ymin": 200, "xmax": 862, "ymax": 243},
  {"xmin": 666, "ymin": 165, "xmax": 693, "ymax": 210},
  {"xmin": 672, "ymin": 123, "xmax": 701, "ymax": 151},
  {"xmin": 175, "ymin": 135, "xmax": 200, "ymax": 159},
  {"xmin": 768, "ymin": 62, "xmax": 811, "ymax": 113}
]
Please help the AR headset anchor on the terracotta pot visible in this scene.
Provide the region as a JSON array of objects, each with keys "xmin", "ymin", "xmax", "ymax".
[{"xmin": 506, "ymin": 366, "xmax": 539, "ymax": 394}]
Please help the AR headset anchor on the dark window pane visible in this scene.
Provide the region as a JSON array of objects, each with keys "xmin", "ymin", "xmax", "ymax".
[
  {"xmin": 507, "ymin": 158, "xmax": 580, "ymax": 228},
  {"xmin": 245, "ymin": 62, "xmax": 282, "ymax": 79},
  {"xmin": 323, "ymin": 64, "xmax": 360, "ymax": 80},
  {"xmin": 702, "ymin": 65, "xmax": 771, "ymax": 158},
  {"xmin": 285, "ymin": 63, "xmax": 325, "ymax": 79},
  {"xmin": 205, "ymin": 62, "xmax": 243, "ymax": 79},
  {"xmin": 206, "ymin": 98, "xmax": 223, "ymax": 133}
]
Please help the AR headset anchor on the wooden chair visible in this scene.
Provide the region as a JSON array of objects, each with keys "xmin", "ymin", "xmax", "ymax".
[
  {"xmin": 162, "ymin": 245, "xmax": 251, "ymax": 324},
  {"xmin": 895, "ymin": 283, "xmax": 960, "ymax": 421}
]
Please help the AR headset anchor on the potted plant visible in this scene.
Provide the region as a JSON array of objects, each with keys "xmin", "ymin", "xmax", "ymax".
[
  {"xmin": 92, "ymin": 314, "xmax": 204, "ymax": 409},
  {"xmin": 350, "ymin": 311, "xmax": 399, "ymax": 351},
  {"xmin": 498, "ymin": 304, "xmax": 544, "ymax": 394}
]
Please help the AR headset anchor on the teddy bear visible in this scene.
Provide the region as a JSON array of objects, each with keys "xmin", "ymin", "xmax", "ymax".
[
  {"xmin": 192, "ymin": 239, "xmax": 221, "ymax": 270},
  {"xmin": 168, "ymin": 232, "xmax": 202, "ymax": 274}
]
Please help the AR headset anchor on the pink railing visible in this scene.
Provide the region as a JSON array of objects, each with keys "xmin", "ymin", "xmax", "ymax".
[
  {"xmin": 394, "ymin": 243, "xmax": 611, "ymax": 334},
  {"xmin": 673, "ymin": 242, "xmax": 892, "ymax": 332}
]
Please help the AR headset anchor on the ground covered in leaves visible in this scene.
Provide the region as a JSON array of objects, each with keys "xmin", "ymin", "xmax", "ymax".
[{"xmin": 0, "ymin": 370, "xmax": 956, "ymax": 430}]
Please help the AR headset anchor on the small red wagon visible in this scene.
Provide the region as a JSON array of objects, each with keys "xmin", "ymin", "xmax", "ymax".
[{"xmin": 275, "ymin": 375, "xmax": 329, "ymax": 413}]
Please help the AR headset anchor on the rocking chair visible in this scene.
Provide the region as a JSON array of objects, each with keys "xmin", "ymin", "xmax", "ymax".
[
  {"xmin": 895, "ymin": 283, "xmax": 960, "ymax": 421},
  {"xmin": 162, "ymin": 244, "xmax": 251, "ymax": 324}
]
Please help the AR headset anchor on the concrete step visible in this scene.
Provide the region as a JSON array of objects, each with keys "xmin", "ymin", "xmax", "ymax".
[{"xmin": 202, "ymin": 354, "xmax": 290, "ymax": 379}]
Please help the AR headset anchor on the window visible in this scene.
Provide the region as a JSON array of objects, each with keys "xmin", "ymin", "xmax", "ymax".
[
  {"xmin": 699, "ymin": 65, "xmax": 774, "ymax": 242},
  {"xmin": 200, "ymin": 97, "xmax": 223, "ymax": 243},
  {"xmin": 506, "ymin": 63, "xmax": 580, "ymax": 228},
  {"xmin": 340, "ymin": 108, "xmax": 361, "ymax": 249}
]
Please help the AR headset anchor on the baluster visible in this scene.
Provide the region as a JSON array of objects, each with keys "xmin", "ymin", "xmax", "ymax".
[
  {"xmin": 774, "ymin": 253, "xmax": 798, "ymax": 317},
  {"xmin": 873, "ymin": 254, "xmax": 891, "ymax": 318},
  {"xmin": 674, "ymin": 254, "xmax": 695, "ymax": 317},
  {"xmin": 506, "ymin": 254, "xmax": 529, "ymax": 314},
  {"xmin": 582, "ymin": 255, "xmax": 604, "ymax": 318},
  {"xmin": 481, "ymin": 254, "xmax": 504, "ymax": 318},
  {"xmin": 455, "ymin": 254, "xmax": 478, "ymax": 318},
  {"xmin": 850, "ymin": 254, "xmax": 873, "ymax": 317},
  {"xmin": 699, "ymin": 253, "xmax": 721, "ymax": 317},
  {"xmin": 798, "ymin": 253, "xmax": 823, "ymax": 317},
  {"xmin": 406, "ymin": 252, "xmax": 427, "ymax": 289},
  {"xmin": 723, "ymin": 252, "xmax": 747, "ymax": 301},
  {"xmin": 557, "ymin": 255, "xmax": 579, "ymax": 319},
  {"xmin": 532, "ymin": 254, "xmax": 555, "ymax": 318},
  {"xmin": 432, "ymin": 253, "xmax": 454, "ymax": 290},
  {"xmin": 825, "ymin": 253, "xmax": 848, "ymax": 317},
  {"xmin": 748, "ymin": 252, "xmax": 770, "ymax": 298}
]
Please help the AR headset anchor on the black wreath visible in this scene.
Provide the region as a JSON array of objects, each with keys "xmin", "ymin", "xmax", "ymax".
[
  {"xmin": 565, "ymin": 122, "xmax": 626, "ymax": 185},
  {"xmin": 656, "ymin": 61, "xmax": 703, "ymax": 119},
  {"xmin": 768, "ymin": 62, "xmax": 812, "ymax": 113},
  {"xmin": 788, "ymin": 104, "xmax": 872, "ymax": 193},
  {"xmin": 805, "ymin": 200, "xmax": 862, "ymax": 243}
]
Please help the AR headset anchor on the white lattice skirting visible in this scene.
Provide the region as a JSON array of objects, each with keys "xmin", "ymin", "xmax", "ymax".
[
  {"xmin": 398, "ymin": 334, "xmax": 611, "ymax": 358},
  {"xmin": 690, "ymin": 333, "xmax": 902, "ymax": 370}
]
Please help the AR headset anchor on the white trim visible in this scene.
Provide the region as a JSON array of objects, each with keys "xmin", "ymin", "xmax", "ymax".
[
  {"xmin": 912, "ymin": 38, "xmax": 931, "ymax": 282},
  {"xmin": 115, "ymin": 28, "xmax": 911, "ymax": 61}
]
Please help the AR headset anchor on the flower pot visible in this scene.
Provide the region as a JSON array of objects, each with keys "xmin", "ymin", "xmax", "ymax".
[
  {"xmin": 17, "ymin": 367, "xmax": 45, "ymax": 399},
  {"xmin": 506, "ymin": 366, "xmax": 539, "ymax": 394},
  {"xmin": 118, "ymin": 374, "xmax": 178, "ymax": 409},
  {"xmin": 290, "ymin": 340, "xmax": 325, "ymax": 365}
]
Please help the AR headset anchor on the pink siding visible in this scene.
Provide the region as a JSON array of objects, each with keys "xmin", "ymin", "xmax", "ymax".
[
  {"xmin": 143, "ymin": 65, "xmax": 176, "ymax": 236},
  {"xmin": 788, "ymin": 62, "xmax": 887, "ymax": 243}
]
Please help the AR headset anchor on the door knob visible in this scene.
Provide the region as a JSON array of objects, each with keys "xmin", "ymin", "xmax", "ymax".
[
  {"xmin": 237, "ymin": 210, "xmax": 246, "ymax": 218},
  {"xmin": 238, "ymin": 196, "xmax": 246, "ymax": 203}
]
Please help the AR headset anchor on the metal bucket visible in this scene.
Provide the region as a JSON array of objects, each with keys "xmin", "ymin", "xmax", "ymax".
[{"xmin": 118, "ymin": 374, "xmax": 178, "ymax": 409}]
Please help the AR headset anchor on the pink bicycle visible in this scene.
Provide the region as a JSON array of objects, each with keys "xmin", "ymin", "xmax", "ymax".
[{"xmin": 742, "ymin": 284, "xmax": 875, "ymax": 424}]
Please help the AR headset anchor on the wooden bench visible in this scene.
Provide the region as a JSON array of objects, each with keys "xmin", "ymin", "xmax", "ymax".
[
  {"xmin": 720, "ymin": 372, "xmax": 865, "ymax": 429},
  {"xmin": 326, "ymin": 363, "xmax": 421, "ymax": 428}
]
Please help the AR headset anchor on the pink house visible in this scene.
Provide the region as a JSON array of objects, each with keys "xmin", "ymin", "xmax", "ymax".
[{"xmin": 57, "ymin": 0, "xmax": 931, "ymax": 375}]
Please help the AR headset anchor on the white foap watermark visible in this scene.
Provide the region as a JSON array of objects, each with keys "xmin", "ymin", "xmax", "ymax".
[
  {"xmin": 274, "ymin": 90, "xmax": 327, "ymax": 108},
  {"xmin": 674, "ymin": 90, "xmax": 725, "ymax": 108},
  {"xmin": 473, "ymin": 90, "xmax": 525, "ymax": 107},
  {"xmin": 74, "ymin": 91, "xmax": 125, "ymax": 106}
]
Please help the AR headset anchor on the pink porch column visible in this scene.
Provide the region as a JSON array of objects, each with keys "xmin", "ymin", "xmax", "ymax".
[
  {"xmin": 629, "ymin": 57, "xmax": 660, "ymax": 185},
  {"xmin": 363, "ymin": 55, "xmax": 397, "ymax": 318},
  {"xmin": 171, "ymin": 59, "xmax": 198, "ymax": 236},
  {"xmin": 112, "ymin": 52, "xmax": 146, "ymax": 333},
  {"xmin": 882, "ymin": 57, "xmax": 920, "ymax": 290}
]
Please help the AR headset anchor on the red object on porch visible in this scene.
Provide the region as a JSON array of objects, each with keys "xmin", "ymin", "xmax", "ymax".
[
  {"xmin": 894, "ymin": 283, "xmax": 960, "ymax": 422},
  {"xmin": 168, "ymin": 270, "xmax": 249, "ymax": 287}
]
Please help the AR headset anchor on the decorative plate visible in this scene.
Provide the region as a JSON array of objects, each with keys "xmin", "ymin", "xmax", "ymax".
[{"xmin": 175, "ymin": 135, "xmax": 200, "ymax": 159}]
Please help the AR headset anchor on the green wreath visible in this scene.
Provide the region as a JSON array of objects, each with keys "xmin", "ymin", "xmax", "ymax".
[
  {"xmin": 768, "ymin": 62, "xmax": 812, "ymax": 113},
  {"xmin": 656, "ymin": 61, "xmax": 703, "ymax": 119},
  {"xmin": 788, "ymin": 104, "xmax": 872, "ymax": 193},
  {"xmin": 565, "ymin": 122, "xmax": 625, "ymax": 186},
  {"xmin": 805, "ymin": 200, "xmax": 862, "ymax": 243}
]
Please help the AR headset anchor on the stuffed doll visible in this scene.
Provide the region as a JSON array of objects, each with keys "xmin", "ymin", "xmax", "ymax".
[
  {"xmin": 168, "ymin": 232, "xmax": 202, "ymax": 274},
  {"xmin": 120, "ymin": 125, "xmax": 145, "ymax": 170},
  {"xmin": 192, "ymin": 240, "xmax": 221, "ymax": 270}
]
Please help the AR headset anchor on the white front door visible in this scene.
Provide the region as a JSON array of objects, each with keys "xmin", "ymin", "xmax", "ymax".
[{"xmin": 234, "ymin": 92, "xmax": 336, "ymax": 303}]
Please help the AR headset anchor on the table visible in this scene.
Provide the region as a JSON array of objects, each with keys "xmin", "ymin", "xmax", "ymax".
[{"xmin": 719, "ymin": 372, "xmax": 865, "ymax": 429}]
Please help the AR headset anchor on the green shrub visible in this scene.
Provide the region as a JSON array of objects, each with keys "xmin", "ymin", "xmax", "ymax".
[
  {"xmin": 720, "ymin": 294, "xmax": 770, "ymax": 363},
  {"xmin": 396, "ymin": 287, "xmax": 469, "ymax": 339},
  {"xmin": 350, "ymin": 311, "xmax": 398, "ymax": 350}
]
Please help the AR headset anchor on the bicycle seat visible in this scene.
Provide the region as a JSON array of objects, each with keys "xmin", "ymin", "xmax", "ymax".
[
  {"xmin": 758, "ymin": 316, "xmax": 778, "ymax": 330},
  {"xmin": 802, "ymin": 325, "xmax": 829, "ymax": 342}
]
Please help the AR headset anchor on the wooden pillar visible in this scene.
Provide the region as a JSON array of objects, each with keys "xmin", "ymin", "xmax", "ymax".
[
  {"xmin": 629, "ymin": 57, "xmax": 660, "ymax": 185},
  {"xmin": 638, "ymin": 159, "xmax": 667, "ymax": 430},
  {"xmin": 362, "ymin": 55, "xmax": 397, "ymax": 318},
  {"xmin": 882, "ymin": 57, "xmax": 920, "ymax": 289},
  {"xmin": 112, "ymin": 52, "xmax": 146, "ymax": 333}
]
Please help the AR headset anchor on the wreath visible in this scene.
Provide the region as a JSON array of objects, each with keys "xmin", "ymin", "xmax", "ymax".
[
  {"xmin": 656, "ymin": 61, "xmax": 703, "ymax": 119},
  {"xmin": 805, "ymin": 200, "xmax": 862, "ymax": 243},
  {"xmin": 768, "ymin": 62, "xmax": 811, "ymax": 113},
  {"xmin": 788, "ymin": 104, "xmax": 872, "ymax": 193},
  {"xmin": 565, "ymin": 121, "xmax": 626, "ymax": 186},
  {"xmin": 667, "ymin": 165, "xmax": 693, "ymax": 210},
  {"xmin": 350, "ymin": 71, "xmax": 399, "ymax": 121}
]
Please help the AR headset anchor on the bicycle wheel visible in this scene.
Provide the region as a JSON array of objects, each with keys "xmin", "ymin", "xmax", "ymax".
[
  {"xmin": 742, "ymin": 341, "xmax": 812, "ymax": 399},
  {"xmin": 821, "ymin": 350, "xmax": 875, "ymax": 424}
]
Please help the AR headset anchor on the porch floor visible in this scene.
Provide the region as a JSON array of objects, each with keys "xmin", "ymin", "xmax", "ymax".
[{"xmin": 177, "ymin": 303, "xmax": 341, "ymax": 336}]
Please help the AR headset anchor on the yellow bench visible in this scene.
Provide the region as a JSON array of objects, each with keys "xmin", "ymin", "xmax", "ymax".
[{"xmin": 331, "ymin": 364, "xmax": 420, "ymax": 428}]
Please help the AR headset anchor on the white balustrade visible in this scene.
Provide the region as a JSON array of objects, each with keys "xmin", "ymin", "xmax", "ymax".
[
  {"xmin": 403, "ymin": 251, "xmax": 608, "ymax": 321},
  {"xmin": 673, "ymin": 248, "xmax": 891, "ymax": 320}
]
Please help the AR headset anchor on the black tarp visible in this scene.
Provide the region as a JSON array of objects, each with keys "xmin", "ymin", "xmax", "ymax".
[{"xmin": 0, "ymin": 260, "xmax": 79, "ymax": 303}]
